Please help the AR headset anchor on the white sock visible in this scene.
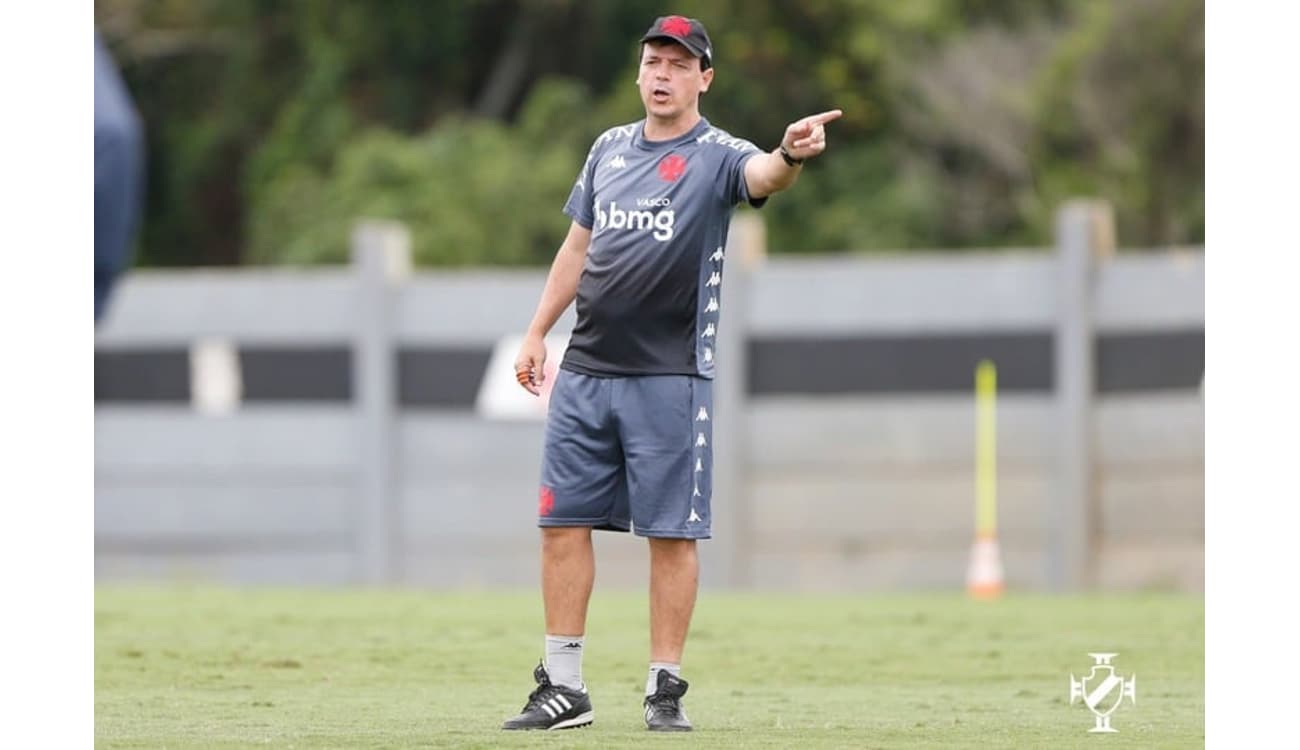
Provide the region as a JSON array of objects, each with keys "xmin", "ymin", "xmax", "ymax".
[
  {"xmin": 646, "ymin": 662, "xmax": 681, "ymax": 696},
  {"xmin": 544, "ymin": 634, "xmax": 584, "ymax": 690}
]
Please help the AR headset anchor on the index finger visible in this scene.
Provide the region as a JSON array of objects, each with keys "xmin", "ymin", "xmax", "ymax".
[{"xmin": 802, "ymin": 109, "xmax": 843, "ymax": 126}]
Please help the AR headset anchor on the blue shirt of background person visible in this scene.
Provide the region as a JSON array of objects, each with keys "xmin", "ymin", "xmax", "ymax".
[{"xmin": 94, "ymin": 31, "xmax": 144, "ymax": 322}]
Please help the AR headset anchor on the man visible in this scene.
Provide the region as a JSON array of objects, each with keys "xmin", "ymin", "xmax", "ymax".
[
  {"xmin": 503, "ymin": 15, "xmax": 839, "ymax": 732},
  {"xmin": 95, "ymin": 31, "xmax": 144, "ymax": 323}
]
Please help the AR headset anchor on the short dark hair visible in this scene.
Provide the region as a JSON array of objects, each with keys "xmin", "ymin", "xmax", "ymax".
[{"xmin": 638, "ymin": 40, "xmax": 711, "ymax": 71}]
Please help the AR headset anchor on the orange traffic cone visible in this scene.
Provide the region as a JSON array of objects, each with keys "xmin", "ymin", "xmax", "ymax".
[{"xmin": 966, "ymin": 534, "xmax": 1005, "ymax": 599}]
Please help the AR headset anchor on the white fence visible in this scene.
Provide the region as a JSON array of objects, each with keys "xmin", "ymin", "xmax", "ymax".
[{"xmin": 94, "ymin": 205, "xmax": 1204, "ymax": 591}]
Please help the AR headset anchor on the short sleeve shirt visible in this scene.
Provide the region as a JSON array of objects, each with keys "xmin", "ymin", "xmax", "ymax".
[{"xmin": 561, "ymin": 118, "xmax": 766, "ymax": 379}]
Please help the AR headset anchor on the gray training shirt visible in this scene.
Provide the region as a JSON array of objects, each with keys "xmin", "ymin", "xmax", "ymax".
[{"xmin": 561, "ymin": 117, "xmax": 767, "ymax": 379}]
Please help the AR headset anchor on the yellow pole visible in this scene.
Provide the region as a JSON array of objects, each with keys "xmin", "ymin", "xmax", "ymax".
[
  {"xmin": 975, "ymin": 359, "xmax": 998, "ymax": 538},
  {"xmin": 967, "ymin": 359, "xmax": 1004, "ymax": 598}
]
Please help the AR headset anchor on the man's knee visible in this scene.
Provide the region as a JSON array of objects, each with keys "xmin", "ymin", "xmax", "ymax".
[
  {"xmin": 648, "ymin": 537, "xmax": 698, "ymax": 562},
  {"xmin": 541, "ymin": 526, "xmax": 592, "ymax": 558}
]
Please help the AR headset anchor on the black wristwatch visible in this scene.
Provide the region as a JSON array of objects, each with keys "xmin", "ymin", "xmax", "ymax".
[{"xmin": 779, "ymin": 145, "xmax": 804, "ymax": 167}]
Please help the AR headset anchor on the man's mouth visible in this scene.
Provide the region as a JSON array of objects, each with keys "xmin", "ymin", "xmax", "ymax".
[{"xmin": 652, "ymin": 86, "xmax": 671, "ymax": 103}]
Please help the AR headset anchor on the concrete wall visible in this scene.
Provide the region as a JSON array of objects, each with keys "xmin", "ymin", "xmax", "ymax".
[{"xmin": 94, "ymin": 221, "xmax": 1203, "ymax": 592}]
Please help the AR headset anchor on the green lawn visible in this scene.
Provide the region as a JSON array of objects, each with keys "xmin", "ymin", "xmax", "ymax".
[{"xmin": 95, "ymin": 587, "xmax": 1203, "ymax": 748}]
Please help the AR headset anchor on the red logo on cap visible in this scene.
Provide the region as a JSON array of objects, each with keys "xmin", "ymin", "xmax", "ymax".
[
  {"xmin": 658, "ymin": 154, "xmax": 687, "ymax": 181},
  {"xmin": 661, "ymin": 16, "xmax": 692, "ymax": 36},
  {"xmin": 538, "ymin": 486, "xmax": 555, "ymax": 516}
]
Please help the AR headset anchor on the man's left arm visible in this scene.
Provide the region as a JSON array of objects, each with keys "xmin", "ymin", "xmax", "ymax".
[{"xmin": 744, "ymin": 109, "xmax": 843, "ymax": 200}]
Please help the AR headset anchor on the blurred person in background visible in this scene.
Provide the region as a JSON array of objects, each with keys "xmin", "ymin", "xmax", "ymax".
[
  {"xmin": 94, "ymin": 31, "xmax": 144, "ymax": 323},
  {"xmin": 504, "ymin": 15, "xmax": 840, "ymax": 732}
]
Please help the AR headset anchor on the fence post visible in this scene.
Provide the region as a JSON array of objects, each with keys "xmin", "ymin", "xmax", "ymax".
[
  {"xmin": 706, "ymin": 212, "xmax": 765, "ymax": 589},
  {"xmin": 1050, "ymin": 201, "xmax": 1114, "ymax": 590},
  {"xmin": 351, "ymin": 220, "xmax": 411, "ymax": 585}
]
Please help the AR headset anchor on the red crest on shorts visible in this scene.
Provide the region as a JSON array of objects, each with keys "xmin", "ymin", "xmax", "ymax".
[
  {"xmin": 538, "ymin": 485, "xmax": 555, "ymax": 516},
  {"xmin": 658, "ymin": 154, "xmax": 687, "ymax": 182},
  {"xmin": 661, "ymin": 16, "xmax": 692, "ymax": 37}
]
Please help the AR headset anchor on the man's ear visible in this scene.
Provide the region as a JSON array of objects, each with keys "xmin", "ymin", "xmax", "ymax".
[{"xmin": 701, "ymin": 67, "xmax": 714, "ymax": 92}]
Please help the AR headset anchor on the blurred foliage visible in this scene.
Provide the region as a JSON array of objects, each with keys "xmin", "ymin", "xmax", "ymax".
[{"xmin": 96, "ymin": 0, "xmax": 1203, "ymax": 266}]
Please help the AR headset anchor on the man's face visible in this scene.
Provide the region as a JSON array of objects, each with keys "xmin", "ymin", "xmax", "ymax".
[{"xmin": 637, "ymin": 40, "xmax": 713, "ymax": 120}]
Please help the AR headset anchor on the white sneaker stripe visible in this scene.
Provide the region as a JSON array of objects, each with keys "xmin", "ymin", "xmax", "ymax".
[
  {"xmin": 555, "ymin": 694, "xmax": 572, "ymax": 710},
  {"xmin": 541, "ymin": 702, "xmax": 558, "ymax": 718},
  {"xmin": 548, "ymin": 697, "xmax": 565, "ymax": 714}
]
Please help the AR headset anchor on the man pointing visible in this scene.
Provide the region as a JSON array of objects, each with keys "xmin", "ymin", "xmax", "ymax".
[{"xmin": 504, "ymin": 14, "xmax": 841, "ymax": 732}]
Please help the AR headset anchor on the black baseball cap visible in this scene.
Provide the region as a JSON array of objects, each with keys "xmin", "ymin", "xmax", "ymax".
[{"xmin": 640, "ymin": 15, "xmax": 713, "ymax": 69}]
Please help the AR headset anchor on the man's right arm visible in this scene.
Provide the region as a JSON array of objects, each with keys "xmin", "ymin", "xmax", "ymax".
[{"xmin": 514, "ymin": 220, "xmax": 592, "ymax": 395}]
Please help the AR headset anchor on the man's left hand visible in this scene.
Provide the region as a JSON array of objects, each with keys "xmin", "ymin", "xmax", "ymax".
[{"xmin": 780, "ymin": 109, "xmax": 843, "ymax": 162}]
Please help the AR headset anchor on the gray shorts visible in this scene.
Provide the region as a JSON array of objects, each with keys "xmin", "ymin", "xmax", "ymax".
[{"xmin": 538, "ymin": 369, "xmax": 713, "ymax": 539}]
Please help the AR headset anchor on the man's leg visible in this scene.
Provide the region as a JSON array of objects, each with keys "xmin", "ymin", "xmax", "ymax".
[
  {"xmin": 648, "ymin": 537, "xmax": 698, "ymax": 664},
  {"xmin": 542, "ymin": 526, "xmax": 595, "ymax": 641},
  {"xmin": 502, "ymin": 526, "xmax": 599, "ymax": 731},
  {"xmin": 504, "ymin": 370, "xmax": 618, "ymax": 731},
  {"xmin": 643, "ymin": 536, "xmax": 698, "ymax": 731},
  {"xmin": 535, "ymin": 370, "xmax": 623, "ymax": 691},
  {"xmin": 541, "ymin": 526, "xmax": 594, "ymax": 691},
  {"xmin": 618, "ymin": 374, "xmax": 711, "ymax": 731}
]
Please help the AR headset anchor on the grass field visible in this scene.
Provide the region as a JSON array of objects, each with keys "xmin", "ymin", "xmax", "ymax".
[{"xmin": 95, "ymin": 587, "xmax": 1203, "ymax": 748}]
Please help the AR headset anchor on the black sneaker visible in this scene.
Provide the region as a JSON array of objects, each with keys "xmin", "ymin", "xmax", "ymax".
[
  {"xmin": 644, "ymin": 670, "xmax": 692, "ymax": 731},
  {"xmin": 501, "ymin": 662, "xmax": 593, "ymax": 731}
]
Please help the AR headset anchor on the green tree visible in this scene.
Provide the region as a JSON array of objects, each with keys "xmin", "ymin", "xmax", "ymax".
[{"xmin": 98, "ymin": 0, "xmax": 1203, "ymax": 267}]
